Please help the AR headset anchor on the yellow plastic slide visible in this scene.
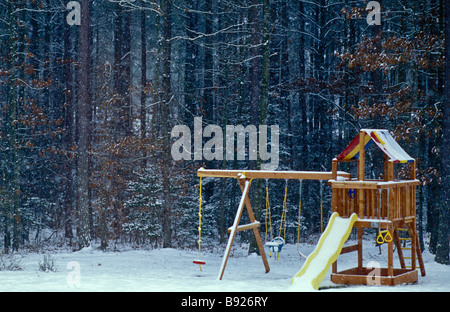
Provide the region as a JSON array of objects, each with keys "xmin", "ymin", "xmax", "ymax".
[{"xmin": 291, "ymin": 212, "xmax": 358, "ymax": 290}]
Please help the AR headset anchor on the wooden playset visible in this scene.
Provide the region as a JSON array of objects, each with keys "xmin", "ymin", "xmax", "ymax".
[
  {"xmin": 329, "ymin": 129, "xmax": 425, "ymax": 286},
  {"xmin": 195, "ymin": 129, "xmax": 425, "ymax": 287}
]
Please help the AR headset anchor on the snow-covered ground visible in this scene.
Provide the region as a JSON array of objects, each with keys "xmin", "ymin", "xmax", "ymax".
[{"xmin": 0, "ymin": 237, "xmax": 448, "ymax": 292}]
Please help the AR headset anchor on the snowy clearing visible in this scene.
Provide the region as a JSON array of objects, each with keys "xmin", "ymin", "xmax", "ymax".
[{"xmin": 0, "ymin": 238, "xmax": 448, "ymax": 292}]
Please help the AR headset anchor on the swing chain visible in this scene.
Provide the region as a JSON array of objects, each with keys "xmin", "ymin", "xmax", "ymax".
[
  {"xmin": 279, "ymin": 180, "xmax": 288, "ymax": 241},
  {"xmin": 264, "ymin": 178, "xmax": 272, "ymax": 244},
  {"xmin": 320, "ymin": 180, "xmax": 324, "ymax": 233},
  {"xmin": 198, "ymin": 177, "xmax": 203, "ymax": 245},
  {"xmin": 195, "ymin": 177, "xmax": 204, "ymax": 270},
  {"xmin": 297, "ymin": 179, "xmax": 303, "ymax": 248},
  {"xmin": 376, "ymin": 188, "xmax": 392, "ymax": 245}
]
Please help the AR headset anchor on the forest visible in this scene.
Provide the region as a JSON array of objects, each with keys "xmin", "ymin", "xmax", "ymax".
[{"xmin": 0, "ymin": 0, "xmax": 448, "ymax": 265}]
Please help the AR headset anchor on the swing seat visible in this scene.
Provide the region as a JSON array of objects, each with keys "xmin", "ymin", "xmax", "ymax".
[
  {"xmin": 266, "ymin": 237, "xmax": 285, "ymax": 253},
  {"xmin": 193, "ymin": 260, "xmax": 206, "ymax": 265}
]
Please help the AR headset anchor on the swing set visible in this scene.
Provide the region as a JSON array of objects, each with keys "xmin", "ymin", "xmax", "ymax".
[{"xmin": 193, "ymin": 169, "xmax": 344, "ymax": 280}]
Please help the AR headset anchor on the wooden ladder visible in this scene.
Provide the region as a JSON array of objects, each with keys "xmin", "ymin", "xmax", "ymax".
[
  {"xmin": 394, "ymin": 223, "xmax": 426, "ymax": 277},
  {"xmin": 217, "ymin": 176, "xmax": 270, "ymax": 280},
  {"xmin": 398, "ymin": 228, "xmax": 418, "ymax": 269}
]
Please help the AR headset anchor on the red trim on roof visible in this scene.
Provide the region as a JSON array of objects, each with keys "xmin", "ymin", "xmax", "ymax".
[{"xmin": 336, "ymin": 134, "xmax": 359, "ymax": 161}]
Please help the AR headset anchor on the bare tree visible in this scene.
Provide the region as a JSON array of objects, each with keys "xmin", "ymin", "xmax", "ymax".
[{"xmin": 77, "ymin": 0, "xmax": 92, "ymax": 249}]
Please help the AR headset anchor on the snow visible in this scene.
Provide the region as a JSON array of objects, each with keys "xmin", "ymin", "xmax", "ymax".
[{"xmin": 0, "ymin": 238, "xmax": 448, "ymax": 292}]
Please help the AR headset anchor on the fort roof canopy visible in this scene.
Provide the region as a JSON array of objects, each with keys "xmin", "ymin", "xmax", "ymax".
[{"xmin": 336, "ymin": 129, "xmax": 414, "ymax": 164}]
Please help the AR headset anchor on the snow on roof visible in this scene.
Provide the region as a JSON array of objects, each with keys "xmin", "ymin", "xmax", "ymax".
[{"xmin": 336, "ymin": 129, "xmax": 414, "ymax": 163}]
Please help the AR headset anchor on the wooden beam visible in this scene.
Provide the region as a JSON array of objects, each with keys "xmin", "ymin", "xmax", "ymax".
[
  {"xmin": 227, "ymin": 221, "xmax": 260, "ymax": 233},
  {"xmin": 197, "ymin": 168, "xmax": 351, "ymax": 180},
  {"xmin": 331, "ymin": 267, "xmax": 418, "ymax": 286},
  {"xmin": 354, "ymin": 220, "xmax": 391, "ymax": 228},
  {"xmin": 341, "ymin": 244, "xmax": 359, "ymax": 254},
  {"xmin": 331, "ymin": 181, "xmax": 379, "ymax": 189},
  {"xmin": 329, "ymin": 180, "xmax": 420, "ymax": 190}
]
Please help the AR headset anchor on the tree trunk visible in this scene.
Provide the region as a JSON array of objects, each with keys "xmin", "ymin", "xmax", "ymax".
[
  {"xmin": 435, "ymin": 0, "xmax": 449, "ymax": 265},
  {"xmin": 250, "ymin": 0, "xmax": 261, "ymax": 129},
  {"xmin": 160, "ymin": 0, "xmax": 173, "ymax": 248},
  {"xmin": 247, "ymin": 0, "xmax": 264, "ymax": 254},
  {"xmin": 64, "ymin": 15, "xmax": 74, "ymax": 242},
  {"xmin": 141, "ymin": 9, "xmax": 148, "ymax": 169},
  {"xmin": 260, "ymin": 0, "xmax": 270, "ymax": 128},
  {"xmin": 4, "ymin": 0, "xmax": 23, "ymax": 253},
  {"xmin": 77, "ymin": 0, "xmax": 92, "ymax": 249},
  {"xmin": 203, "ymin": 0, "xmax": 214, "ymax": 124}
]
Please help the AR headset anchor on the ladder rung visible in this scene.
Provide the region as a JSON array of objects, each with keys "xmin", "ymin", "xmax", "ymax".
[
  {"xmin": 402, "ymin": 247, "xmax": 412, "ymax": 250},
  {"xmin": 227, "ymin": 221, "xmax": 260, "ymax": 233},
  {"xmin": 397, "ymin": 228, "xmax": 408, "ymax": 231},
  {"xmin": 399, "ymin": 237, "xmax": 411, "ymax": 241}
]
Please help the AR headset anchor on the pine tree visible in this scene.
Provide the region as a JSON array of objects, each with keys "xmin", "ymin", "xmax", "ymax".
[{"xmin": 123, "ymin": 166, "xmax": 163, "ymax": 246}]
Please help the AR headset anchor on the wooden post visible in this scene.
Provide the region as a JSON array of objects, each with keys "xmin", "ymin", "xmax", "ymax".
[
  {"xmin": 410, "ymin": 160, "xmax": 416, "ymax": 180},
  {"xmin": 357, "ymin": 131, "xmax": 365, "ymax": 218},
  {"xmin": 388, "ymin": 224, "xmax": 394, "ymax": 277},
  {"xmin": 405, "ymin": 185, "xmax": 411, "ymax": 218},
  {"xmin": 238, "ymin": 179, "xmax": 270, "ymax": 274},
  {"xmin": 332, "ymin": 159, "xmax": 338, "ymax": 180},
  {"xmin": 217, "ymin": 179, "xmax": 251, "ymax": 280},
  {"xmin": 331, "ymin": 159, "xmax": 338, "ymax": 214},
  {"xmin": 332, "ymin": 260, "xmax": 337, "ymax": 274},
  {"xmin": 410, "ymin": 222, "xmax": 417, "ymax": 271},
  {"xmin": 384, "ymin": 154, "xmax": 389, "ymax": 181},
  {"xmin": 357, "ymin": 131, "xmax": 365, "ymax": 181},
  {"xmin": 357, "ymin": 227, "xmax": 363, "ymax": 271},
  {"xmin": 387, "ymin": 160, "xmax": 394, "ymax": 181},
  {"xmin": 407, "ymin": 219, "xmax": 426, "ymax": 276},
  {"xmin": 413, "ymin": 221, "xmax": 426, "ymax": 276}
]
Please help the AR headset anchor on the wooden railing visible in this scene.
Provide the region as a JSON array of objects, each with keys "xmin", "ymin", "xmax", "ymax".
[{"xmin": 330, "ymin": 180, "xmax": 420, "ymax": 221}]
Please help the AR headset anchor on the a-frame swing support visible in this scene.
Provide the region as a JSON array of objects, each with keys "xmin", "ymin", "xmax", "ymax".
[{"xmin": 217, "ymin": 175, "xmax": 270, "ymax": 280}]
